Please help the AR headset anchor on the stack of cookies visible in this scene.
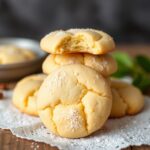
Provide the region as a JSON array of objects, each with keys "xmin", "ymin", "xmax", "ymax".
[{"xmin": 13, "ymin": 29, "xmax": 144, "ymax": 139}]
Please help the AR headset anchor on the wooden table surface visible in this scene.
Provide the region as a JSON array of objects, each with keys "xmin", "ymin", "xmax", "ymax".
[{"xmin": 0, "ymin": 44, "xmax": 150, "ymax": 150}]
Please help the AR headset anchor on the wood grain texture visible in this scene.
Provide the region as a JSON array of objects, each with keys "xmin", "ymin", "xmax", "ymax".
[
  {"xmin": 0, "ymin": 129, "xmax": 132, "ymax": 150},
  {"xmin": 0, "ymin": 44, "xmax": 150, "ymax": 150},
  {"xmin": 132, "ymin": 146, "xmax": 150, "ymax": 150},
  {"xmin": 0, "ymin": 129, "xmax": 58, "ymax": 150}
]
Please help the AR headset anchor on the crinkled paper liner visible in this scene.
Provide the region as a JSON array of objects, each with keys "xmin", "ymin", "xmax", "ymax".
[{"xmin": 0, "ymin": 91, "xmax": 150, "ymax": 150}]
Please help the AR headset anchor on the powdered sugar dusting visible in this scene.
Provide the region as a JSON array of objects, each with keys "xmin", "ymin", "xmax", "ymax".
[
  {"xmin": 64, "ymin": 108, "xmax": 83, "ymax": 132},
  {"xmin": 51, "ymin": 70, "xmax": 67, "ymax": 88}
]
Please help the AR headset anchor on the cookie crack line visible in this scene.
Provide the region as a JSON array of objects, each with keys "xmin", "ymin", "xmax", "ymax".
[
  {"xmin": 40, "ymin": 105, "xmax": 60, "ymax": 135},
  {"xmin": 41, "ymin": 97, "xmax": 89, "ymax": 134},
  {"xmin": 54, "ymin": 55, "xmax": 61, "ymax": 66},
  {"xmin": 81, "ymin": 102, "xmax": 88, "ymax": 133},
  {"xmin": 24, "ymin": 89, "xmax": 37, "ymax": 107},
  {"xmin": 116, "ymin": 89, "xmax": 128, "ymax": 114},
  {"xmin": 51, "ymin": 108, "xmax": 59, "ymax": 135},
  {"xmin": 39, "ymin": 74, "xmax": 110, "ymax": 111},
  {"xmin": 75, "ymin": 76, "xmax": 109, "ymax": 99},
  {"xmin": 75, "ymin": 88, "xmax": 88, "ymax": 132}
]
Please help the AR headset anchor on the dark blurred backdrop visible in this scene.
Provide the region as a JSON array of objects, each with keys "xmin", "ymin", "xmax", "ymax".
[{"xmin": 0, "ymin": 0, "xmax": 150, "ymax": 43}]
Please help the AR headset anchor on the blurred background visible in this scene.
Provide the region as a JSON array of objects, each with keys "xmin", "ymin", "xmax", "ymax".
[{"xmin": 0, "ymin": 0, "xmax": 150, "ymax": 43}]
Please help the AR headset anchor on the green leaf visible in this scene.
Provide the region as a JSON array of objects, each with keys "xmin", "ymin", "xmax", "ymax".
[
  {"xmin": 132, "ymin": 73, "xmax": 150, "ymax": 91},
  {"xmin": 112, "ymin": 51, "xmax": 134, "ymax": 77},
  {"xmin": 112, "ymin": 51, "xmax": 134, "ymax": 68},
  {"xmin": 132, "ymin": 63, "xmax": 150, "ymax": 91},
  {"xmin": 135, "ymin": 55, "xmax": 150, "ymax": 72},
  {"xmin": 112, "ymin": 51, "xmax": 150, "ymax": 92},
  {"xmin": 112, "ymin": 61, "xmax": 129, "ymax": 77}
]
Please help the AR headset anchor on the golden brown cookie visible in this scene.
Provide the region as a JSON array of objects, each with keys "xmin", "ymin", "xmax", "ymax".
[
  {"xmin": 0, "ymin": 45, "xmax": 37, "ymax": 64},
  {"xmin": 13, "ymin": 74, "xmax": 46, "ymax": 116},
  {"xmin": 110, "ymin": 79, "xmax": 144, "ymax": 118},
  {"xmin": 40, "ymin": 28, "xmax": 115, "ymax": 55},
  {"xmin": 42, "ymin": 53, "xmax": 117, "ymax": 77},
  {"xmin": 37, "ymin": 64, "xmax": 112, "ymax": 138}
]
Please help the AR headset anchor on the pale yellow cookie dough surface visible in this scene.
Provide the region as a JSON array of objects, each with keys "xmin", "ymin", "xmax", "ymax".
[
  {"xmin": 110, "ymin": 79, "xmax": 144, "ymax": 118},
  {"xmin": 42, "ymin": 53, "xmax": 117, "ymax": 77},
  {"xmin": 37, "ymin": 64, "xmax": 112, "ymax": 138},
  {"xmin": 13, "ymin": 74, "xmax": 46, "ymax": 116},
  {"xmin": 0, "ymin": 45, "xmax": 37, "ymax": 64},
  {"xmin": 40, "ymin": 28, "xmax": 115, "ymax": 55}
]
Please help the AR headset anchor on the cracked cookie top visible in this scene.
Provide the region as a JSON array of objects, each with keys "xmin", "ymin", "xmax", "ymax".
[
  {"xmin": 37, "ymin": 64, "xmax": 112, "ymax": 138},
  {"xmin": 13, "ymin": 74, "xmax": 46, "ymax": 116},
  {"xmin": 110, "ymin": 79, "xmax": 144, "ymax": 118},
  {"xmin": 40, "ymin": 28, "xmax": 115, "ymax": 55},
  {"xmin": 42, "ymin": 53, "xmax": 117, "ymax": 77}
]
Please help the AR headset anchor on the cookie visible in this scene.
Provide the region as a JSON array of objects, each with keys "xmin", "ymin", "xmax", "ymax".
[
  {"xmin": 110, "ymin": 79, "xmax": 144, "ymax": 118},
  {"xmin": 0, "ymin": 45, "xmax": 37, "ymax": 64},
  {"xmin": 40, "ymin": 28, "xmax": 115, "ymax": 55},
  {"xmin": 42, "ymin": 53, "xmax": 117, "ymax": 77},
  {"xmin": 13, "ymin": 74, "xmax": 46, "ymax": 116},
  {"xmin": 37, "ymin": 64, "xmax": 112, "ymax": 138}
]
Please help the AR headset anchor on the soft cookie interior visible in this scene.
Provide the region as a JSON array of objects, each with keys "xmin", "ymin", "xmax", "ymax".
[{"xmin": 40, "ymin": 29, "xmax": 115, "ymax": 55}]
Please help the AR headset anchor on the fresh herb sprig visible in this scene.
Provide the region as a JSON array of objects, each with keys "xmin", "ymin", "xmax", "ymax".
[{"xmin": 112, "ymin": 51, "xmax": 150, "ymax": 91}]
